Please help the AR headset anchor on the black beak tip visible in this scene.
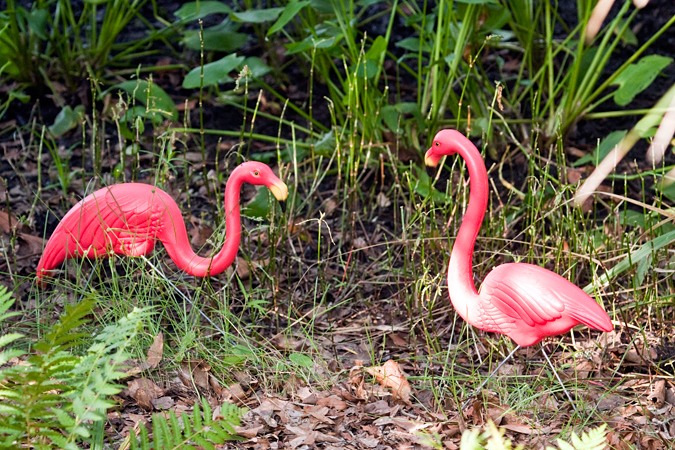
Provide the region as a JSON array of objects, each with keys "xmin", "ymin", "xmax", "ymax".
[
  {"xmin": 426, "ymin": 165, "xmax": 436, "ymax": 178},
  {"xmin": 279, "ymin": 200, "xmax": 287, "ymax": 213}
]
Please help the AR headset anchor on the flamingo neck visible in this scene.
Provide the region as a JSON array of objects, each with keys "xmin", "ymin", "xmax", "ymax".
[
  {"xmin": 446, "ymin": 136, "xmax": 489, "ymax": 320},
  {"xmin": 162, "ymin": 170, "xmax": 245, "ymax": 277}
]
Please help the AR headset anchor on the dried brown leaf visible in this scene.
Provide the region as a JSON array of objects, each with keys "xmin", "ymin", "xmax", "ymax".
[
  {"xmin": 297, "ymin": 386, "xmax": 318, "ymax": 404},
  {"xmin": 317, "ymin": 395, "xmax": 347, "ymax": 411},
  {"xmin": 365, "ymin": 360, "xmax": 411, "ymax": 404},
  {"xmin": 500, "ymin": 423, "xmax": 533, "ymax": 435},
  {"xmin": 127, "ymin": 378, "xmax": 164, "ymax": 411},
  {"xmin": 222, "ymin": 382, "xmax": 248, "ymax": 405},
  {"xmin": 364, "ymin": 399, "xmax": 398, "ymax": 416},
  {"xmin": 0, "ymin": 210, "xmax": 26, "ymax": 234},
  {"xmin": 18, "ymin": 233, "xmax": 45, "ymax": 255},
  {"xmin": 145, "ymin": 332, "xmax": 163, "ymax": 370},
  {"xmin": 234, "ymin": 424, "xmax": 264, "ymax": 439},
  {"xmin": 304, "ymin": 405, "xmax": 334, "ymax": 424},
  {"xmin": 151, "ymin": 396, "xmax": 174, "ymax": 410},
  {"xmin": 178, "ymin": 361, "xmax": 211, "ymax": 392},
  {"xmin": 388, "ymin": 333, "xmax": 408, "ymax": 347}
]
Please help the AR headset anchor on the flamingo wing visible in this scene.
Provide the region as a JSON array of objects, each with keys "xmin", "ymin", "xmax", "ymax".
[
  {"xmin": 476, "ymin": 263, "xmax": 611, "ymax": 346},
  {"xmin": 40, "ymin": 185, "xmax": 160, "ymax": 267},
  {"xmin": 481, "ymin": 264, "xmax": 565, "ymax": 323}
]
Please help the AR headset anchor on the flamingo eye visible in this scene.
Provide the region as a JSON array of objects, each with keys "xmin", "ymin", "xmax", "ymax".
[
  {"xmin": 435, "ymin": 142, "xmax": 439, "ymax": 146},
  {"xmin": 253, "ymin": 170, "xmax": 260, "ymax": 176}
]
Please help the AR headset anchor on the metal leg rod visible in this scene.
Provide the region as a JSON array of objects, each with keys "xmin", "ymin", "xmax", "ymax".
[
  {"xmin": 142, "ymin": 256, "xmax": 228, "ymax": 338},
  {"xmin": 540, "ymin": 345, "xmax": 578, "ymax": 414},
  {"xmin": 462, "ymin": 344, "xmax": 521, "ymax": 409},
  {"xmin": 78, "ymin": 261, "xmax": 98, "ymax": 302}
]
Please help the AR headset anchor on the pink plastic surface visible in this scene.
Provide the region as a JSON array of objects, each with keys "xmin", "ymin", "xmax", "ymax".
[
  {"xmin": 36, "ymin": 161, "xmax": 287, "ymax": 281},
  {"xmin": 425, "ymin": 129, "xmax": 612, "ymax": 347}
]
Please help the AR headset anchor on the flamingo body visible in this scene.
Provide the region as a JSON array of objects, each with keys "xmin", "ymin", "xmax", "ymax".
[
  {"xmin": 425, "ymin": 130, "xmax": 612, "ymax": 347},
  {"xmin": 36, "ymin": 161, "xmax": 288, "ymax": 281}
]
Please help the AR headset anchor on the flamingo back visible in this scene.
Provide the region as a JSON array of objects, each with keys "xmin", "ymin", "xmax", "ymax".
[
  {"xmin": 36, "ymin": 184, "xmax": 182, "ymax": 279},
  {"xmin": 476, "ymin": 263, "xmax": 612, "ymax": 347}
]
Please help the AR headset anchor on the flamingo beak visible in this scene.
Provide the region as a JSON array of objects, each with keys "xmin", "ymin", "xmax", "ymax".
[
  {"xmin": 269, "ymin": 180, "xmax": 289, "ymax": 202},
  {"xmin": 424, "ymin": 149, "xmax": 440, "ymax": 167}
]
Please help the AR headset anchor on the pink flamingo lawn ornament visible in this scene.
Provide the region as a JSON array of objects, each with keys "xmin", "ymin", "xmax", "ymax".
[
  {"xmin": 36, "ymin": 161, "xmax": 288, "ymax": 282},
  {"xmin": 425, "ymin": 129, "xmax": 613, "ymax": 411}
]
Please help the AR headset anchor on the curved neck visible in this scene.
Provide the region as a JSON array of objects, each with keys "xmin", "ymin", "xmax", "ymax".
[
  {"xmin": 447, "ymin": 135, "xmax": 489, "ymax": 312},
  {"xmin": 161, "ymin": 171, "xmax": 245, "ymax": 277}
]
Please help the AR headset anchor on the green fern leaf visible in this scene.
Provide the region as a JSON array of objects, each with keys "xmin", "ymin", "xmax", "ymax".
[
  {"xmin": 550, "ymin": 425, "xmax": 608, "ymax": 450},
  {"xmin": 128, "ymin": 429, "xmax": 138, "ymax": 450},
  {"xmin": 154, "ymin": 413, "xmax": 170, "ymax": 449},
  {"xmin": 192, "ymin": 434, "xmax": 217, "ymax": 450},
  {"xmin": 140, "ymin": 423, "xmax": 150, "ymax": 449},
  {"xmin": 169, "ymin": 409, "xmax": 182, "ymax": 444},
  {"xmin": 0, "ymin": 332, "xmax": 23, "ymax": 349},
  {"xmin": 553, "ymin": 441, "xmax": 576, "ymax": 450},
  {"xmin": 460, "ymin": 428, "xmax": 483, "ymax": 450},
  {"xmin": 0, "ymin": 286, "xmax": 19, "ymax": 322},
  {"xmin": 193, "ymin": 398, "xmax": 204, "ymax": 430}
]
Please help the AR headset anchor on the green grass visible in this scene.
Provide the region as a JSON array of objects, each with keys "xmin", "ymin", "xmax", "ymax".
[{"xmin": 1, "ymin": 0, "xmax": 675, "ymax": 448}]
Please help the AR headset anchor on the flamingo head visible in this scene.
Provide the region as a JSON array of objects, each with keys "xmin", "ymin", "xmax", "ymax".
[
  {"xmin": 425, "ymin": 129, "xmax": 464, "ymax": 167},
  {"xmin": 236, "ymin": 161, "xmax": 288, "ymax": 201}
]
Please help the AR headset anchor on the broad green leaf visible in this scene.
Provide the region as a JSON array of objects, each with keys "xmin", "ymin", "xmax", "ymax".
[
  {"xmin": 414, "ymin": 166, "xmax": 450, "ymax": 204},
  {"xmin": 174, "ymin": 1, "xmax": 232, "ymax": 21},
  {"xmin": 381, "ymin": 102, "xmax": 422, "ymax": 134},
  {"xmin": 288, "ymin": 353, "xmax": 314, "ymax": 368},
  {"xmin": 231, "ymin": 7, "xmax": 284, "ymax": 23},
  {"xmin": 636, "ymin": 253, "xmax": 652, "ymax": 286},
  {"xmin": 659, "ymin": 178, "xmax": 675, "ymax": 203},
  {"xmin": 267, "ymin": 1, "xmax": 311, "ymax": 35},
  {"xmin": 181, "ymin": 20, "xmax": 248, "ymax": 52},
  {"xmin": 241, "ymin": 188, "xmax": 274, "ymax": 219},
  {"xmin": 49, "ymin": 105, "xmax": 85, "ymax": 137},
  {"xmin": 285, "ymin": 34, "xmax": 341, "ymax": 55},
  {"xmin": 479, "ymin": 5, "xmax": 511, "ymax": 32},
  {"xmin": 618, "ymin": 209, "xmax": 645, "ymax": 228},
  {"xmin": 241, "ymin": 56, "xmax": 271, "ymax": 78},
  {"xmin": 108, "ymin": 81, "xmax": 178, "ymax": 121},
  {"xmin": 455, "ymin": 0, "xmax": 498, "ymax": 3},
  {"xmin": 616, "ymin": 18, "xmax": 638, "ymax": 45},
  {"xmin": 309, "ymin": 0, "xmax": 334, "ymax": 14},
  {"xmin": 314, "ymin": 130, "xmax": 336, "ymax": 156},
  {"xmin": 572, "ymin": 130, "xmax": 627, "ymax": 167},
  {"xmin": 612, "ymin": 55, "xmax": 673, "ymax": 106},
  {"xmin": 182, "ymin": 53, "xmax": 245, "ymax": 89},
  {"xmin": 587, "ymin": 228, "xmax": 675, "ymax": 291},
  {"xmin": 0, "ymin": 57, "xmax": 19, "ymax": 76},
  {"xmin": 395, "ymin": 37, "xmax": 431, "ymax": 53},
  {"xmin": 24, "ymin": 7, "xmax": 49, "ymax": 39},
  {"xmin": 365, "ymin": 35, "xmax": 387, "ymax": 61},
  {"xmin": 353, "ymin": 59, "xmax": 378, "ymax": 79}
]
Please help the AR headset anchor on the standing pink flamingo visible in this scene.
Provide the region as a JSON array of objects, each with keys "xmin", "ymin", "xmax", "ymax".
[
  {"xmin": 425, "ymin": 129, "xmax": 613, "ymax": 409},
  {"xmin": 36, "ymin": 161, "xmax": 288, "ymax": 282}
]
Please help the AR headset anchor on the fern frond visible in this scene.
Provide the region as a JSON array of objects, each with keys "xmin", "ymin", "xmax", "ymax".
[
  {"xmin": 0, "ymin": 286, "xmax": 19, "ymax": 322},
  {"xmin": 547, "ymin": 424, "xmax": 608, "ymax": 450},
  {"xmin": 125, "ymin": 397, "xmax": 245, "ymax": 450},
  {"xmin": 0, "ymin": 298, "xmax": 152, "ymax": 449},
  {"xmin": 0, "ymin": 332, "xmax": 24, "ymax": 366}
]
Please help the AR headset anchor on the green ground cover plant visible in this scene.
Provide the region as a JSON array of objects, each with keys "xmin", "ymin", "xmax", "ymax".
[{"xmin": 0, "ymin": 0, "xmax": 674, "ymax": 448}]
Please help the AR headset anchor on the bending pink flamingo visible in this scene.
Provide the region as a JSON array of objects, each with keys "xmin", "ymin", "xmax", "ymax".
[
  {"xmin": 425, "ymin": 129, "xmax": 612, "ymax": 410},
  {"xmin": 36, "ymin": 161, "xmax": 288, "ymax": 282}
]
